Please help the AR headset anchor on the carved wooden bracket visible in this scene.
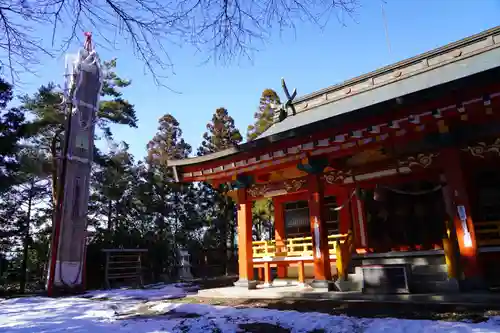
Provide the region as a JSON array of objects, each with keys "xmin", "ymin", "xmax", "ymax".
[
  {"xmin": 398, "ymin": 152, "xmax": 439, "ymax": 169},
  {"xmin": 462, "ymin": 138, "xmax": 500, "ymax": 158}
]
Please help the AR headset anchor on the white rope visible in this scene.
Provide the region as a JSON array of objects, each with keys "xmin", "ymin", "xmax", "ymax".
[{"xmin": 57, "ymin": 37, "xmax": 103, "ymax": 287}]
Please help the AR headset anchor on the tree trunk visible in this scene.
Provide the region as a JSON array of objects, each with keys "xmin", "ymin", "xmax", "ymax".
[
  {"xmin": 222, "ymin": 196, "xmax": 231, "ymax": 275},
  {"xmin": 20, "ymin": 179, "xmax": 34, "ymax": 294},
  {"xmin": 51, "ymin": 129, "xmax": 64, "ymax": 206},
  {"xmin": 229, "ymin": 218, "xmax": 236, "ymax": 274},
  {"xmin": 107, "ymin": 199, "xmax": 113, "ymax": 231}
]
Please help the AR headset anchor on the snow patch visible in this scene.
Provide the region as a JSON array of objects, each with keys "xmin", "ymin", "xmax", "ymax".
[{"xmin": 1, "ymin": 286, "xmax": 500, "ymax": 333}]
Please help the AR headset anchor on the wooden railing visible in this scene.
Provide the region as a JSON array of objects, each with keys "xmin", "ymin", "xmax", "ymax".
[
  {"xmin": 252, "ymin": 233, "xmax": 349, "ymax": 258},
  {"xmin": 475, "ymin": 221, "xmax": 500, "ymax": 246}
]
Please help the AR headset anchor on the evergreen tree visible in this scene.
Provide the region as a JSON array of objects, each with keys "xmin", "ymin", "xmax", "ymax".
[
  {"xmin": 91, "ymin": 142, "xmax": 136, "ymax": 231},
  {"xmin": 147, "ymin": 114, "xmax": 192, "ymax": 169},
  {"xmin": 0, "ymin": 148, "xmax": 51, "ymax": 293},
  {"xmin": 198, "ymin": 107, "xmax": 242, "ymax": 274},
  {"xmin": 252, "ymin": 199, "xmax": 274, "ymax": 241},
  {"xmin": 246, "ymin": 89, "xmax": 281, "ymax": 141},
  {"xmin": 0, "ymin": 78, "xmax": 33, "ymax": 192},
  {"xmin": 246, "ymin": 89, "xmax": 280, "ymax": 239},
  {"xmin": 198, "ymin": 107, "xmax": 242, "ymax": 155},
  {"xmin": 20, "ymin": 58, "xmax": 138, "ymax": 204},
  {"xmin": 146, "ymin": 114, "xmax": 200, "ymax": 261}
]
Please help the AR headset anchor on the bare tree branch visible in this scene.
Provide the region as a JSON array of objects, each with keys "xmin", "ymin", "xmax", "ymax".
[{"xmin": 0, "ymin": 0, "xmax": 358, "ymax": 86}]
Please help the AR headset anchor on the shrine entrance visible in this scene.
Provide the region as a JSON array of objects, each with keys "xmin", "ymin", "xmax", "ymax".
[{"xmin": 364, "ymin": 180, "xmax": 447, "ymax": 253}]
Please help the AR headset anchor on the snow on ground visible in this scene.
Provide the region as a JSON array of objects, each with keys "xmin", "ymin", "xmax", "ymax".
[
  {"xmin": 0, "ymin": 284, "xmax": 500, "ymax": 333},
  {"xmin": 83, "ymin": 282, "xmax": 197, "ymax": 301}
]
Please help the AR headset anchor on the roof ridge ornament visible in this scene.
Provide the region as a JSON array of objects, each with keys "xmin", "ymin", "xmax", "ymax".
[{"xmin": 273, "ymin": 78, "xmax": 297, "ymax": 124}]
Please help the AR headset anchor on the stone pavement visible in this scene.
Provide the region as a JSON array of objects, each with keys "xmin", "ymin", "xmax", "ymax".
[{"xmin": 197, "ymin": 283, "xmax": 500, "ymax": 306}]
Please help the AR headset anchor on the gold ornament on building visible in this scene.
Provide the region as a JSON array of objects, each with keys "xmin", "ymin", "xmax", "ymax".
[{"xmin": 462, "ymin": 138, "xmax": 500, "ymax": 158}]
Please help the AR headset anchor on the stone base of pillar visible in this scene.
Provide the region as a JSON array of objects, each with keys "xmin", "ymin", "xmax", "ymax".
[
  {"xmin": 310, "ymin": 279, "xmax": 336, "ymax": 291},
  {"xmin": 460, "ymin": 276, "xmax": 487, "ymax": 292},
  {"xmin": 234, "ymin": 279, "xmax": 258, "ymax": 290},
  {"xmin": 272, "ymin": 278, "xmax": 295, "ymax": 286},
  {"xmin": 440, "ymin": 278, "xmax": 460, "ymax": 293},
  {"xmin": 334, "ymin": 279, "xmax": 359, "ymax": 292}
]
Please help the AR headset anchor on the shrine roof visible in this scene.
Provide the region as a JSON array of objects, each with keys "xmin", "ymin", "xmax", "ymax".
[{"xmin": 167, "ymin": 26, "xmax": 500, "ymax": 172}]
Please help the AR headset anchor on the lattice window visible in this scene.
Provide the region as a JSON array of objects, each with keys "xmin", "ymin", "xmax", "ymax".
[
  {"xmin": 284, "ymin": 200, "xmax": 309, "ymax": 238},
  {"xmin": 324, "ymin": 196, "xmax": 339, "ymax": 235},
  {"xmin": 284, "ymin": 197, "xmax": 339, "ymax": 238}
]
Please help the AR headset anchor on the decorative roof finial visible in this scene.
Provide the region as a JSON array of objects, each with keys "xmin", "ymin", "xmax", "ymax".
[
  {"xmin": 273, "ymin": 78, "xmax": 298, "ymax": 124},
  {"xmin": 282, "ymin": 78, "xmax": 297, "ymax": 116}
]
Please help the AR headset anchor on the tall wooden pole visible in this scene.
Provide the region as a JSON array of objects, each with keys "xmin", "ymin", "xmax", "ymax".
[{"xmin": 47, "ymin": 33, "xmax": 102, "ymax": 296}]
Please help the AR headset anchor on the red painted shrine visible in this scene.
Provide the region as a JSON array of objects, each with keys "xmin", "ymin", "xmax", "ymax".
[{"xmin": 168, "ymin": 27, "xmax": 500, "ymax": 293}]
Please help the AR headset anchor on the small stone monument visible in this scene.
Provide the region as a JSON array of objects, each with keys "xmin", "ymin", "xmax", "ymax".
[{"xmin": 178, "ymin": 248, "xmax": 193, "ymax": 281}]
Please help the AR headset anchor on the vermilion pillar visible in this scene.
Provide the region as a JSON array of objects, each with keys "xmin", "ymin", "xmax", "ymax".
[
  {"xmin": 307, "ymin": 174, "xmax": 334, "ymax": 289},
  {"xmin": 337, "ymin": 187, "xmax": 352, "ymax": 234},
  {"xmin": 439, "ymin": 148, "xmax": 482, "ymax": 289},
  {"xmin": 273, "ymin": 198, "xmax": 287, "ymax": 278},
  {"xmin": 234, "ymin": 188, "xmax": 256, "ymax": 289}
]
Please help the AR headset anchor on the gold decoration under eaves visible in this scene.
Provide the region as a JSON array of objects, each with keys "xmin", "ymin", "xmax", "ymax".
[
  {"xmin": 247, "ymin": 184, "xmax": 269, "ymax": 198},
  {"xmin": 324, "ymin": 170, "xmax": 352, "ymax": 184},
  {"xmin": 283, "ymin": 179, "xmax": 307, "ymax": 193},
  {"xmin": 398, "ymin": 152, "xmax": 439, "ymax": 169},
  {"xmin": 462, "ymin": 138, "xmax": 500, "ymax": 158}
]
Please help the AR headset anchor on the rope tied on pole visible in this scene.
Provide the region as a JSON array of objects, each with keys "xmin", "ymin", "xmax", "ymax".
[{"xmin": 83, "ymin": 32, "xmax": 93, "ymax": 52}]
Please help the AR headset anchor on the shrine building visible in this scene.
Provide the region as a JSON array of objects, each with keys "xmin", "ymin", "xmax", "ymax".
[{"xmin": 167, "ymin": 26, "xmax": 500, "ymax": 293}]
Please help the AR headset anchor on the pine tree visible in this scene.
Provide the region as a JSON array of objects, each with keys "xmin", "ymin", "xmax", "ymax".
[
  {"xmin": 91, "ymin": 142, "xmax": 136, "ymax": 231},
  {"xmin": 246, "ymin": 89, "xmax": 280, "ymax": 239},
  {"xmin": 20, "ymin": 58, "xmax": 138, "ymax": 204},
  {"xmin": 198, "ymin": 107, "xmax": 242, "ymax": 155},
  {"xmin": 246, "ymin": 89, "xmax": 281, "ymax": 141},
  {"xmin": 0, "ymin": 148, "xmax": 51, "ymax": 293},
  {"xmin": 146, "ymin": 114, "xmax": 200, "ymax": 266},
  {"xmin": 198, "ymin": 107, "xmax": 242, "ymax": 274},
  {"xmin": 0, "ymin": 78, "xmax": 33, "ymax": 192},
  {"xmin": 147, "ymin": 114, "xmax": 192, "ymax": 169}
]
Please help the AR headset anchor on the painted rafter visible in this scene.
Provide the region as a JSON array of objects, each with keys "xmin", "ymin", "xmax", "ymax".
[{"xmin": 182, "ymin": 91, "xmax": 500, "ymax": 182}]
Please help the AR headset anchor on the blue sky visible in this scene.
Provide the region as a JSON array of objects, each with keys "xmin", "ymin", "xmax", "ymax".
[{"xmin": 17, "ymin": 0, "xmax": 500, "ymax": 160}]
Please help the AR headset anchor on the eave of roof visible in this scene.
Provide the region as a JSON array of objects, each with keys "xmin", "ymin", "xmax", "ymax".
[
  {"xmin": 291, "ymin": 25, "xmax": 500, "ymax": 106},
  {"xmin": 167, "ymin": 147, "xmax": 239, "ymax": 167},
  {"xmin": 167, "ymin": 25, "xmax": 500, "ymax": 169},
  {"xmin": 259, "ymin": 44, "xmax": 500, "ymax": 138}
]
